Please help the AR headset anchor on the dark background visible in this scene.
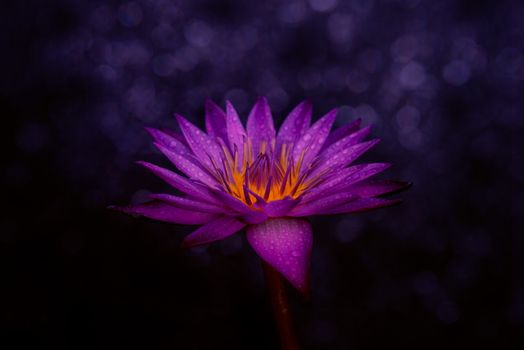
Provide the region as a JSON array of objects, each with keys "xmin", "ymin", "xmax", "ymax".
[{"xmin": 2, "ymin": 0, "xmax": 521, "ymax": 349}]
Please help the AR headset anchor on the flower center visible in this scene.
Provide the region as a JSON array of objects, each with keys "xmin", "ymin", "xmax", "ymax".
[{"xmin": 211, "ymin": 139, "xmax": 310, "ymax": 205}]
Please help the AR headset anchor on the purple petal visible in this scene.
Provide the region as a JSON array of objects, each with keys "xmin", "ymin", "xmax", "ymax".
[
  {"xmin": 210, "ymin": 189, "xmax": 268, "ymax": 224},
  {"xmin": 263, "ymin": 197, "xmax": 299, "ymax": 217},
  {"xmin": 238, "ymin": 210, "xmax": 268, "ymax": 225},
  {"xmin": 136, "ymin": 161, "xmax": 219, "ymax": 204},
  {"xmin": 154, "ymin": 142, "xmax": 217, "ymax": 186},
  {"xmin": 247, "ymin": 97, "xmax": 275, "ymax": 154},
  {"xmin": 157, "ymin": 127, "xmax": 188, "ymax": 146},
  {"xmin": 246, "ymin": 217, "xmax": 313, "ymax": 294},
  {"xmin": 110, "ymin": 201, "xmax": 217, "ymax": 225},
  {"xmin": 145, "ymin": 127, "xmax": 189, "ymax": 154},
  {"xmin": 289, "ymin": 191, "xmax": 358, "ymax": 217},
  {"xmin": 210, "ymin": 188, "xmax": 249, "ymax": 211},
  {"xmin": 316, "ymin": 198, "xmax": 402, "ymax": 215},
  {"xmin": 308, "ymin": 139, "xmax": 381, "ymax": 180},
  {"xmin": 303, "ymin": 163, "xmax": 391, "ymax": 202},
  {"xmin": 226, "ymin": 101, "xmax": 247, "ymax": 163},
  {"xmin": 205, "ymin": 100, "xmax": 228, "ymax": 142},
  {"xmin": 332, "ymin": 139, "xmax": 381, "ymax": 168},
  {"xmin": 148, "ymin": 194, "xmax": 226, "ymax": 213},
  {"xmin": 292, "ymin": 109, "xmax": 337, "ymax": 167},
  {"xmin": 147, "ymin": 128, "xmax": 217, "ymax": 184},
  {"xmin": 321, "ymin": 118, "xmax": 362, "ymax": 150},
  {"xmin": 318, "ymin": 125, "xmax": 372, "ymax": 161},
  {"xmin": 182, "ymin": 216, "xmax": 245, "ymax": 248},
  {"xmin": 348, "ymin": 180, "xmax": 412, "ymax": 197},
  {"xmin": 175, "ymin": 114, "xmax": 222, "ymax": 168},
  {"xmin": 276, "ymin": 100, "xmax": 312, "ymax": 148}
]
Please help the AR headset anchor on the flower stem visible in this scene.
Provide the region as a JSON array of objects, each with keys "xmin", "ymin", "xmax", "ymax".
[{"xmin": 262, "ymin": 261, "xmax": 300, "ymax": 350}]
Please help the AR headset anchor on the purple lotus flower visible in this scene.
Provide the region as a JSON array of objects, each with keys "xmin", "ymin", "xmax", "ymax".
[{"xmin": 112, "ymin": 97, "xmax": 409, "ymax": 294}]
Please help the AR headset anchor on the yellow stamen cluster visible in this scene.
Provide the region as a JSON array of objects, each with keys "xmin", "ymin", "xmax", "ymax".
[{"xmin": 211, "ymin": 139, "xmax": 311, "ymax": 205}]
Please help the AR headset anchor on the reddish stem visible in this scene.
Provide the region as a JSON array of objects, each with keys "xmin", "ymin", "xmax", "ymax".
[{"xmin": 262, "ymin": 261, "xmax": 300, "ymax": 350}]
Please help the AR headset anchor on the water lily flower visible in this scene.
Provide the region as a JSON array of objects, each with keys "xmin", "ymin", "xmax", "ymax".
[{"xmin": 111, "ymin": 97, "xmax": 409, "ymax": 294}]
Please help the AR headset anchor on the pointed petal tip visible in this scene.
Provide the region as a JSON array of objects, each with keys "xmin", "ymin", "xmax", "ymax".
[
  {"xmin": 383, "ymin": 181, "xmax": 413, "ymax": 195},
  {"xmin": 293, "ymin": 99, "xmax": 312, "ymax": 109},
  {"xmin": 315, "ymin": 108, "xmax": 337, "ymax": 124},
  {"xmin": 225, "ymin": 100, "xmax": 240, "ymax": 117},
  {"xmin": 107, "ymin": 204, "xmax": 142, "ymax": 214},
  {"xmin": 144, "ymin": 126, "xmax": 158, "ymax": 138},
  {"xmin": 147, "ymin": 193, "xmax": 166, "ymax": 202},
  {"xmin": 252, "ymin": 96, "xmax": 271, "ymax": 111},
  {"xmin": 396, "ymin": 182, "xmax": 413, "ymax": 195},
  {"xmin": 180, "ymin": 234, "xmax": 220, "ymax": 249},
  {"xmin": 181, "ymin": 235, "xmax": 215, "ymax": 249},
  {"xmin": 299, "ymin": 99, "xmax": 313, "ymax": 113},
  {"xmin": 108, "ymin": 204, "xmax": 140, "ymax": 217},
  {"xmin": 390, "ymin": 198, "xmax": 404, "ymax": 206},
  {"xmin": 180, "ymin": 235, "xmax": 204, "ymax": 249},
  {"xmin": 174, "ymin": 114, "xmax": 197, "ymax": 130},
  {"xmin": 247, "ymin": 218, "xmax": 313, "ymax": 294},
  {"xmin": 393, "ymin": 180, "xmax": 412, "ymax": 188},
  {"xmin": 173, "ymin": 113, "xmax": 185, "ymax": 123},
  {"xmin": 254, "ymin": 96, "xmax": 272, "ymax": 111},
  {"xmin": 205, "ymin": 99, "xmax": 224, "ymax": 114},
  {"xmin": 382, "ymin": 162, "xmax": 393, "ymax": 170},
  {"xmin": 362, "ymin": 123, "xmax": 372, "ymax": 131},
  {"xmin": 324, "ymin": 108, "xmax": 338, "ymax": 120},
  {"xmin": 135, "ymin": 160, "xmax": 169, "ymax": 174},
  {"xmin": 291, "ymin": 97, "xmax": 310, "ymax": 104},
  {"xmin": 370, "ymin": 198, "xmax": 403, "ymax": 209},
  {"xmin": 106, "ymin": 204, "xmax": 133, "ymax": 214},
  {"xmin": 324, "ymin": 108, "xmax": 339, "ymax": 125},
  {"xmin": 303, "ymin": 99, "xmax": 313, "ymax": 109},
  {"xmin": 256, "ymin": 95, "xmax": 268, "ymax": 103},
  {"xmin": 181, "ymin": 216, "xmax": 246, "ymax": 248},
  {"xmin": 205, "ymin": 98, "xmax": 217, "ymax": 108},
  {"xmin": 152, "ymin": 141, "xmax": 175, "ymax": 158},
  {"xmin": 369, "ymin": 138, "xmax": 381, "ymax": 146}
]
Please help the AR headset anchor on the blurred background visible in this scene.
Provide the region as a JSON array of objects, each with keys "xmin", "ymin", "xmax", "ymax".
[{"xmin": 1, "ymin": 0, "xmax": 521, "ymax": 349}]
